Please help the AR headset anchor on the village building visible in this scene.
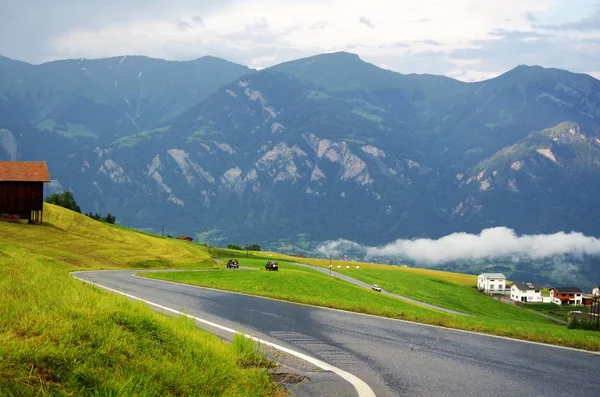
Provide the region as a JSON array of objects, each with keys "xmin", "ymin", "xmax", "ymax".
[
  {"xmin": 0, "ymin": 161, "xmax": 50, "ymax": 224},
  {"xmin": 582, "ymin": 296, "xmax": 595, "ymax": 307},
  {"xmin": 510, "ymin": 282, "xmax": 545, "ymax": 303},
  {"xmin": 477, "ymin": 273, "xmax": 506, "ymax": 293},
  {"xmin": 550, "ymin": 287, "xmax": 584, "ymax": 305}
]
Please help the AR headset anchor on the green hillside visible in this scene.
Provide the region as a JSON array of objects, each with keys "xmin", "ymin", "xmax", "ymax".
[
  {"xmin": 0, "ymin": 205, "xmax": 278, "ymax": 396},
  {"xmin": 0, "ymin": 203, "xmax": 215, "ymax": 270}
]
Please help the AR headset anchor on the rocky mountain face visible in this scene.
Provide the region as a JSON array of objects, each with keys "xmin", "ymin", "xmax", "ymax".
[
  {"xmin": 452, "ymin": 122, "xmax": 600, "ymax": 234},
  {"xmin": 1, "ymin": 52, "xmax": 600, "ymax": 253}
]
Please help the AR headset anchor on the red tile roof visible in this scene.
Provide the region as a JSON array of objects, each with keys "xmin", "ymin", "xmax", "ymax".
[{"xmin": 0, "ymin": 161, "xmax": 51, "ymax": 182}]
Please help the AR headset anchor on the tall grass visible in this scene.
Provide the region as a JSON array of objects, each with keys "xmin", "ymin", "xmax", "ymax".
[
  {"xmin": 233, "ymin": 334, "xmax": 273, "ymax": 368},
  {"xmin": 0, "ymin": 246, "xmax": 278, "ymax": 396}
]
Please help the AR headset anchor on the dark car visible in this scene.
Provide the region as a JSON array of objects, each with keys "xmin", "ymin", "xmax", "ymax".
[
  {"xmin": 265, "ymin": 261, "xmax": 279, "ymax": 271},
  {"xmin": 226, "ymin": 259, "xmax": 239, "ymax": 269}
]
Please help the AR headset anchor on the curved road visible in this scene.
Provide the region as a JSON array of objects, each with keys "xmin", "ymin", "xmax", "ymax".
[{"xmin": 73, "ymin": 270, "xmax": 600, "ymax": 397}]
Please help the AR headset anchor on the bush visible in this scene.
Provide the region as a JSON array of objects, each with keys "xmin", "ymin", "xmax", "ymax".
[
  {"xmin": 568, "ymin": 317, "xmax": 600, "ymax": 331},
  {"xmin": 85, "ymin": 212, "xmax": 116, "ymax": 224},
  {"xmin": 105, "ymin": 213, "xmax": 116, "ymax": 224},
  {"xmin": 244, "ymin": 244, "xmax": 261, "ymax": 252},
  {"xmin": 45, "ymin": 191, "xmax": 81, "ymax": 213},
  {"xmin": 227, "ymin": 244, "xmax": 242, "ymax": 250}
]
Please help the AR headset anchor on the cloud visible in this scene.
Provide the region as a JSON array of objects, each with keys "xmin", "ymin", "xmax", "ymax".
[
  {"xmin": 524, "ymin": 11, "xmax": 538, "ymax": 22},
  {"xmin": 550, "ymin": 260, "xmax": 579, "ymax": 281},
  {"xmin": 359, "ymin": 16, "xmax": 375, "ymax": 28},
  {"xmin": 447, "ymin": 26, "xmax": 600, "ymax": 80},
  {"xmin": 248, "ymin": 55, "xmax": 277, "ymax": 69},
  {"xmin": 537, "ymin": 7, "xmax": 600, "ymax": 31},
  {"xmin": 418, "ymin": 39, "xmax": 443, "ymax": 46},
  {"xmin": 488, "ymin": 28, "xmax": 545, "ymax": 39},
  {"xmin": 317, "ymin": 227, "xmax": 600, "ymax": 265},
  {"xmin": 175, "ymin": 18, "xmax": 192, "ymax": 30},
  {"xmin": 192, "ymin": 15, "xmax": 204, "ymax": 26}
]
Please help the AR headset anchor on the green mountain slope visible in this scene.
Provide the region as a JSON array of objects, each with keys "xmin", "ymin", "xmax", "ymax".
[{"xmin": 0, "ymin": 55, "xmax": 253, "ymax": 141}]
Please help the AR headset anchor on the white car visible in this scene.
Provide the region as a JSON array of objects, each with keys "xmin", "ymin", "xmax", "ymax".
[{"xmin": 371, "ymin": 285, "xmax": 382, "ymax": 292}]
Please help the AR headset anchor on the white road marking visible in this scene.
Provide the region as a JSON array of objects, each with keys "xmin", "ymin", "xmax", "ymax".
[{"xmin": 72, "ymin": 274, "xmax": 376, "ymax": 397}]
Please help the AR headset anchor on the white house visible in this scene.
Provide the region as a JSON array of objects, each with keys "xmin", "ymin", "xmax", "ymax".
[
  {"xmin": 593, "ymin": 286, "xmax": 600, "ymax": 296},
  {"xmin": 510, "ymin": 282, "xmax": 544, "ymax": 303},
  {"xmin": 477, "ymin": 273, "xmax": 506, "ymax": 293}
]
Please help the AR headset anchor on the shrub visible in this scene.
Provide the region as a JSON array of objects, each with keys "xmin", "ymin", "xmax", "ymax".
[
  {"xmin": 227, "ymin": 244, "xmax": 242, "ymax": 250},
  {"xmin": 105, "ymin": 213, "xmax": 116, "ymax": 224},
  {"xmin": 568, "ymin": 317, "xmax": 600, "ymax": 331},
  {"xmin": 45, "ymin": 191, "xmax": 81, "ymax": 213},
  {"xmin": 85, "ymin": 212, "xmax": 117, "ymax": 224},
  {"xmin": 244, "ymin": 244, "xmax": 261, "ymax": 252}
]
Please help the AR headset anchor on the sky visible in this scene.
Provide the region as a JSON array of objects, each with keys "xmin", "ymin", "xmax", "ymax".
[{"xmin": 1, "ymin": 0, "xmax": 600, "ymax": 81}]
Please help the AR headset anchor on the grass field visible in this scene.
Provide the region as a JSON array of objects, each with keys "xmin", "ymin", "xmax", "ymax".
[
  {"xmin": 0, "ymin": 205, "xmax": 279, "ymax": 396},
  {"xmin": 335, "ymin": 268, "xmax": 524, "ymax": 317},
  {"xmin": 145, "ymin": 259, "xmax": 448, "ymax": 321},
  {"xmin": 147, "ymin": 258, "xmax": 600, "ymax": 351}
]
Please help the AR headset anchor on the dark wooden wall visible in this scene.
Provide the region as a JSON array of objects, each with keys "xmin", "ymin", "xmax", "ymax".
[{"xmin": 0, "ymin": 182, "xmax": 44, "ymax": 220}]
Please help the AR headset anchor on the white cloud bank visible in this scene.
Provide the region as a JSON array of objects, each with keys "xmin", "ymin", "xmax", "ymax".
[{"xmin": 317, "ymin": 227, "xmax": 600, "ymax": 265}]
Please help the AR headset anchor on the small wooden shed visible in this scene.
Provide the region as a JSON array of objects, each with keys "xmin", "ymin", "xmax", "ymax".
[{"xmin": 0, "ymin": 161, "xmax": 51, "ymax": 224}]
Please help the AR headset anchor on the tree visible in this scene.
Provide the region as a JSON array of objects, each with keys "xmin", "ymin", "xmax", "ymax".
[
  {"xmin": 85, "ymin": 212, "xmax": 116, "ymax": 224},
  {"xmin": 227, "ymin": 244, "xmax": 242, "ymax": 250},
  {"xmin": 45, "ymin": 191, "xmax": 81, "ymax": 213},
  {"xmin": 244, "ymin": 244, "xmax": 261, "ymax": 252}
]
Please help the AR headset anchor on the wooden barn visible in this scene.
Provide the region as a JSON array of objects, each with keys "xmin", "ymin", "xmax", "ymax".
[{"xmin": 0, "ymin": 161, "xmax": 51, "ymax": 224}]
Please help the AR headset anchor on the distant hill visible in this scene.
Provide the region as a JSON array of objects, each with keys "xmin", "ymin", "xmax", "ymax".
[{"xmin": 0, "ymin": 54, "xmax": 253, "ymax": 140}]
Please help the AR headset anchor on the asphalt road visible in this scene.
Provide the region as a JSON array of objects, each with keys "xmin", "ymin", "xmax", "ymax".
[{"xmin": 73, "ymin": 270, "xmax": 600, "ymax": 397}]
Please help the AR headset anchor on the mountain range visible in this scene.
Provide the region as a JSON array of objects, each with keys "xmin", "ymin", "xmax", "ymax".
[{"xmin": 2, "ymin": 51, "xmax": 600, "ymax": 267}]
